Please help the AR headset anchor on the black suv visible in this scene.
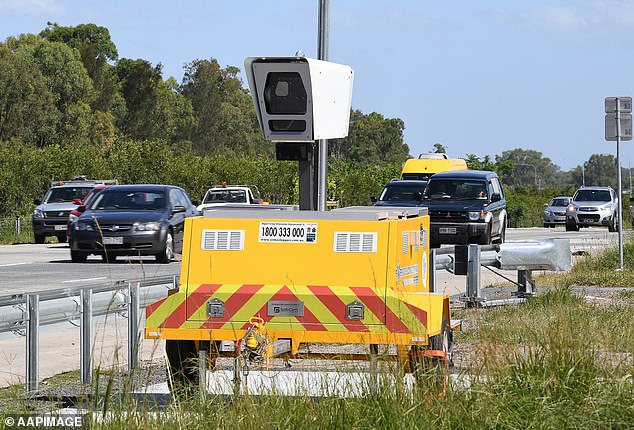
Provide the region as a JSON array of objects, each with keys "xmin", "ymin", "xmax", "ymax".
[
  {"xmin": 372, "ymin": 180, "xmax": 428, "ymax": 207},
  {"xmin": 424, "ymin": 170, "xmax": 507, "ymax": 247}
]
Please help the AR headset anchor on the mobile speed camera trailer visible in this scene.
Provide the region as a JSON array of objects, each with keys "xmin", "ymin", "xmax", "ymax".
[{"xmin": 144, "ymin": 56, "xmax": 456, "ymax": 396}]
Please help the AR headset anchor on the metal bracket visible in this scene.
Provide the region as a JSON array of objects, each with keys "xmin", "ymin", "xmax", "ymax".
[
  {"xmin": 207, "ymin": 298, "xmax": 225, "ymax": 317},
  {"xmin": 346, "ymin": 301, "xmax": 364, "ymax": 320}
]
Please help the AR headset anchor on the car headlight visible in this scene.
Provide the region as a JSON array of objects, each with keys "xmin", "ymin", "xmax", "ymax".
[
  {"xmin": 135, "ymin": 222, "xmax": 161, "ymax": 231},
  {"xmin": 567, "ymin": 205, "xmax": 576, "ymax": 212},
  {"xmin": 33, "ymin": 209, "xmax": 44, "ymax": 219},
  {"xmin": 75, "ymin": 222, "xmax": 94, "ymax": 231},
  {"xmin": 468, "ymin": 211, "xmax": 486, "ymax": 221}
]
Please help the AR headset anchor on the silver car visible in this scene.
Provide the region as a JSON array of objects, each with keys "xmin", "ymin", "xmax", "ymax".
[
  {"xmin": 543, "ymin": 196, "xmax": 572, "ymax": 227},
  {"xmin": 565, "ymin": 186, "xmax": 619, "ymax": 232}
]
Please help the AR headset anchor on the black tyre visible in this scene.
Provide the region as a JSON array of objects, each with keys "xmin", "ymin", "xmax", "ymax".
[
  {"xmin": 565, "ymin": 222, "xmax": 578, "ymax": 232},
  {"xmin": 608, "ymin": 215, "xmax": 616, "ymax": 232},
  {"xmin": 57, "ymin": 234, "xmax": 67, "ymax": 243},
  {"xmin": 543, "ymin": 223, "xmax": 549, "ymax": 228},
  {"xmin": 493, "ymin": 222, "xmax": 506, "ymax": 245},
  {"xmin": 156, "ymin": 231, "xmax": 174, "ymax": 264},
  {"xmin": 166, "ymin": 339, "xmax": 199, "ymax": 389},
  {"xmin": 70, "ymin": 250, "xmax": 87, "ymax": 263},
  {"xmin": 34, "ymin": 234, "xmax": 45, "ymax": 244}
]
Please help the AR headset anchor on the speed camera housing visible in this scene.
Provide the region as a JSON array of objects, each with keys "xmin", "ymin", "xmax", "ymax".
[{"xmin": 244, "ymin": 56, "xmax": 354, "ymax": 142}]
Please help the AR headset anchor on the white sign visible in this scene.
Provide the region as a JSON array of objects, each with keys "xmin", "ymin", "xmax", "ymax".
[
  {"xmin": 258, "ymin": 222, "xmax": 317, "ymax": 243},
  {"xmin": 605, "ymin": 97, "xmax": 632, "ymax": 114},
  {"xmin": 605, "ymin": 113, "xmax": 633, "ymax": 141}
]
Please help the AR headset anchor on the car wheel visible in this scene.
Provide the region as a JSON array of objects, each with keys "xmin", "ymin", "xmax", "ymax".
[
  {"xmin": 156, "ymin": 231, "xmax": 174, "ymax": 264},
  {"xmin": 608, "ymin": 215, "xmax": 616, "ymax": 232},
  {"xmin": 57, "ymin": 234, "xmax": 67, "ymax": 243},
  {"xmin": 543, "ymin": 223, "xmax": 549, "ymax": 228},
  {"xmin": 34, "ymin": 234, "xmax": 45, "ymax": 244},
  {"xmin": 565, "ymin": 222, "xmax": 579, "ymax": 232},
  {"xmin": 71, "ymin": 250, "xmax": 87, "ymax": 263},
  {"xmin": 493, "ymin": 223, "xmax": 506, "ymax": 244}
]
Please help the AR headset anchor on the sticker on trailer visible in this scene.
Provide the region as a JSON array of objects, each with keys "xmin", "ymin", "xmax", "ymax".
[{"xmin": 259, "ymin": 222, "xmax": 318, "ymax": 243}]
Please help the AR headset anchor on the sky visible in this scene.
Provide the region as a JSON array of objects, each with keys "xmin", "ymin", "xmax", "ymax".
[{"xmin": 2, "ymin": 0, "xmax": 634, "ymax": 172}]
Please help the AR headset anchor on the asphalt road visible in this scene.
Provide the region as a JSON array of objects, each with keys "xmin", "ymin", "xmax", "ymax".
[{"xmin": 0, "ymin": 226, "xmax": 621, "ymax": 296}]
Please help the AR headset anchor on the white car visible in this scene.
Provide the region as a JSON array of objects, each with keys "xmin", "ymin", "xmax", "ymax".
[
  {"xmin": 565, "ymin": 186, "xmax": 619, "ymax": 232},
  {"xmin": 196, "ymin": 185, "xmax": 264, "ymax": 213}
]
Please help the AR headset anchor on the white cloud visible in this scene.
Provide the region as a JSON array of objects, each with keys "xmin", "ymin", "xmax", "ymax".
[{"xmin": 0, "ymin": 0, "xmax": 60, "ymax": 16}]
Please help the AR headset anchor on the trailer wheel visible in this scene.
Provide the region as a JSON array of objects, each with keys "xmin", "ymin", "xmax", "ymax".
[
  {"xmin": 166, "ymin": 339, "xmax": 198, "ymax": 390},
  {"xmin": 409, "ymin": 316, "xmax": 452, "ymax": 395}
]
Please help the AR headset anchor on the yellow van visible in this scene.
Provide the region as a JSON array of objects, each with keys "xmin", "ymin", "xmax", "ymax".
[{"xmin": 401, "ymin": 153, "xmax": 468, "ymax": 180}]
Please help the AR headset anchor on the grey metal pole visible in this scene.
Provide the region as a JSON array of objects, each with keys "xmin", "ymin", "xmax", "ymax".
[
  {"xmin": 80, "ymin": 288, "xmax": 92, "ymax": 385},
  {"xmin": 128, "ymin": 281, "xmax": 140, "ymax": 371},
  {"xmin": 465, "ymin": 245, "xmax": 482, "ymax": 306},
  {"xmin": 316, "ymin": 0, "xmax": 330, "ymax": 211},
  {"xmin": 616, "ymin": 98, "xmax": 624, "ymax": 270},
  {"xmin": 26, "ymin": 294, "xmax": 39, "ymax": 393}
]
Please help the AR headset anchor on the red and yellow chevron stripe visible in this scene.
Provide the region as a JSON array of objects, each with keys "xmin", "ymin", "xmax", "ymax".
[{"xmin": 146, "ymin": 283, "xmax": 444, "ymax": 351}]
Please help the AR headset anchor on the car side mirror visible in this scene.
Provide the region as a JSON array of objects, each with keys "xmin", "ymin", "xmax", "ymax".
[
  {"xmin": 491, "ymin": 193, "xmax": 501, "ymax": 202},
  {"xmin": 544, "ymin": 203, "xmax": 548, "ymax": 207},
  {"xmin": 370, "ymin": 196, "xmax": 377, "ymax": 203},
  {"xmin": 191, "ymin": 200, "xmax": 199, "ymax": 207},
  {"xmin": 72, "ymin": 198, "xmax": 82, "ymax": 205},
  {"xmin": 77, "ymin": 205, "xmax": 86, "ymax": 213},
  {"xmin": 34, "ymin": 198, "xmax": 41, "ymax": 205}
]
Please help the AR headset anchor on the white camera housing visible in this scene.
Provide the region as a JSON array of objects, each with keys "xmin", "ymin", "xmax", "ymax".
[{"xmin": 244, "ymin": 56, "xmax": 354, "ymax": 142}]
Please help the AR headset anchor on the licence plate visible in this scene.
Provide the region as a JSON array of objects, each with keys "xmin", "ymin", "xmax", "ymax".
[
  {"xmin": 439, "ymin": 227, "xmax": 457, "ymax": 234},
  {"xmin": 103, "ymin": 237, "xmax": 123, "ymax": 245},
  {"xmin": 54, "ymin": 225, "xmax": 66, "ymax": 231}
]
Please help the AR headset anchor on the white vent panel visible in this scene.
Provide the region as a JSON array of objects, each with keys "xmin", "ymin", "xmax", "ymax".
[
  {"xmin": 201, "ymin": 230, "xmax": 244, "ymax": 251},
  {"xmin": 333, "ymin": 232, "xmax": 377, "ymax": 253}
]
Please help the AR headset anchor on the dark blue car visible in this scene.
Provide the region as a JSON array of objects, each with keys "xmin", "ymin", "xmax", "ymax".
[{"xmin": 69, "ymin": 184, "xmax": 198, "ymax": 263}]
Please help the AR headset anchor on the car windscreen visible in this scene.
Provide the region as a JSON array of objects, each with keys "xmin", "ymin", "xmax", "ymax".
[
  {"xmin": 574, "ymin": 190, "xmax": 611, "ymax": 202},
  {"xmin": 379, "ymin": 184, "xmax": 426, "ymax": 202},
  {"xmin": 550, "ymin": 198, "xmax": 570, "ymax": 206},
  {"xmin": 44, "ymin": 187, "xmax": 94, "ymax": 203},
  {"xmin": 203, "ymin": 189, "xmax": 247, "ymax": 203},
  {"xmin": 90, "ymin": 191, "xmax": 166, "ymax": 210},
  {"xmin": 425, "ymin": 180, "xmax": 487, "ymax": 200}
]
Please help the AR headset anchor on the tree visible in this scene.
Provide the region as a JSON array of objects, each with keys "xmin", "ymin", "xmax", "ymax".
[
  {"xmin": 180, "ymin": 58, "xmax": 264, "ymax": 155},
  {"xmin": 330, "ymin": 110, "xmax": 409, "ymax": 164},
  {"xmin": 432, "ymin": 143, "xmax": 446, "ymax": 154},
  {"xmin": 580, "ymin": 154, "xmax": 617, "ymax": 189},
  {"xmin": 0, "ymin": 44, "xmax": 59, "ymax": 146},
  {"xmin": 40, "ymin": 22, "xmax": 120, "ymax": 112},
  {"xmin": 495, "ymin": 148, "xmax": 561, "ymax": 188}
]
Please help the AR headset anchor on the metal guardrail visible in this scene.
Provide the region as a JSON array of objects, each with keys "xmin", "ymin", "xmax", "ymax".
[
  {"xmin": 430, "ymin": 238, "xmax": 572, "ymax": 306},
  {"xmin": 0, "ymin": 276, "xmax": 174, "ymax": 392}
]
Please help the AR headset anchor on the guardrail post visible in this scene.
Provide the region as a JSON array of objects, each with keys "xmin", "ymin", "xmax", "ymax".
[
  {"xmin": 80, "ymin": 288, "xmax": 92, "ymax": 385},
  {"xmin": 514, "ymin": 270, "xmax": 536, "ymax": 298},
  {"xmin": 128, "ymin": 281, "xmax": 140, "ymax": 371},
  {"xmin": 16, "ymin": 216, "xmax": 21, "ymax": 236},
  {"xmin": 429, "ymin": 248, "xmax": 436, "ymax": 293},
  {"xmin": 26, "ymin": 294, "xmax": 39, "ymax": 393},
  {"xmin": 460, "ymin": 244, "xmax": 484, "ymax": 307}
]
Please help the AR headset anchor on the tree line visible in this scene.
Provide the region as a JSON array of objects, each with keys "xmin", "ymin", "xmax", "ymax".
[{"xmin": 0, "ymin": 23, "xmax": 626, "ymax": 229}]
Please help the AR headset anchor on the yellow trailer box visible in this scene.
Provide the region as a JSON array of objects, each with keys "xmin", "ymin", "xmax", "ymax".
[
  {"xmin": 401, "ymin": 153, "xmax": 467, "ymax": 180},
  {"xmin": 146, "ymin": 206, "xmax": 450, "ymax": 355}
]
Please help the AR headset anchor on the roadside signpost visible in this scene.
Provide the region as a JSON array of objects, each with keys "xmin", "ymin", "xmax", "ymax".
[{"xmin": 605, "ymin": 96, "xmax": 631, "ymax": 270}]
